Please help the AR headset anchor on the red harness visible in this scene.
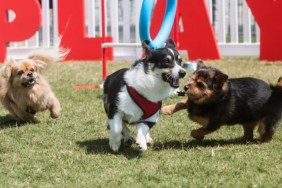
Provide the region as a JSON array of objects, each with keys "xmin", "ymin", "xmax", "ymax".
[{"xmin": 126, "ymin": 85, "xmax": 162, "ymax": 120}]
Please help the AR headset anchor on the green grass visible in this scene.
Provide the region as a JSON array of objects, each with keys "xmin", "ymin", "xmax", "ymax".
[{"xmin": 1, "ymin": 57, "xmax": 282, "ymax": 187}]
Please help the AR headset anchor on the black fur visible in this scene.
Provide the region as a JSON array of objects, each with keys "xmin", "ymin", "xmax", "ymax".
[
  {"xmin": 186, "ymin": 64, "xmax": 282, "ymax": 142},
  {"xmin": 188, "ymin": 77, "xmax": 273, "ymax": 125},
  {"xmin": 103, "ymin": 68, "xmax": 127, "ymax": 119}
]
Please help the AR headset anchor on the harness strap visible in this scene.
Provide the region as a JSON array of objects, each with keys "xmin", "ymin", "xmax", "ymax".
[{"xmin": 126, "ymin": 84, "xmax": 162, "ymax": 120}]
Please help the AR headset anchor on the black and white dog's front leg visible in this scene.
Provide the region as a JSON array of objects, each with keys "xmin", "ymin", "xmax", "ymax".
[
  {"xmin": 136, "ymin": 123, "xmax": 151, "ymax": 151},
  {"xmin": 108, "ymin": 114, "xmax": 123, "ymax": 153},
  {"xmin": 122, "ymin": 123, "xmax": 134, "ymax": 147}
]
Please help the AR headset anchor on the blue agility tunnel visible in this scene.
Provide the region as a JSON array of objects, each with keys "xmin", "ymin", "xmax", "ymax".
[{"xmin": 139, "ymin": 0, "xmax": 177, "ymax": 49}]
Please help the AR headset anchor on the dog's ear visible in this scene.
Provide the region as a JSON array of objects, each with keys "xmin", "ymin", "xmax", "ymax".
[
  {"xmin": 34, "ymin": 60, "xmax": 47, "ymax": 72},
  {"xmin": 165, "ymin": 38, "xmax": 176, "ymax": 49},
  {"xmin": 213, "ymin": 71, "xmax": 228, "ymax": 90},
  {"xmin": 142, "ymin": 40, "xmax": 152, "ymax": 58},
  {"xmin": 1, "ymin": 58, "xmax": 16, "ymax": 79},
  {"xmin": 196, "ymin": 60, "xmax": 207, "ymax": 70}
]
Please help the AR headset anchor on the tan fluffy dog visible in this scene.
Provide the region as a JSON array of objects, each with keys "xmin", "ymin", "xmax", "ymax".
[{"xmin": 0, "ymin": 50, "xmax": 65, "ymax": 123}]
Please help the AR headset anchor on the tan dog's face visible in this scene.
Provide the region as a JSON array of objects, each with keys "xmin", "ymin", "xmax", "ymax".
[
  {"xmin": 3, "ymin": 59, "xmax": 47, "ymax": 88},
  {"xmin": 184, "ymin": 61, "xmax": 228, "ymax": 104}
]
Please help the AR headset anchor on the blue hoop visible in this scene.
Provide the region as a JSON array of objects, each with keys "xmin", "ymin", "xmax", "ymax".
[{"xmin": 139, "ymin": 0, "xmax": 177, "ymax": 49}]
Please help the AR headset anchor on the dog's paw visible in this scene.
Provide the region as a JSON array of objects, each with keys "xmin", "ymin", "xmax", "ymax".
[
  {"xmin": 136, "ymin": 132, "xmax": 148, "ymax": 151},
  {"xmin": 191, "ymin": 130, "xmax": 205, "ymax": 140},
  {"xmin": 50, "ymin": 112, "xmax": 60, "ymax": 119},
  {"xmin": 177, "ymin": 90, "xmax": 186, "ymax": 96},
  {"xmin": 161, "ymin": 106, "xmax": 174, "ymax": 115},
  {"xmin": 109, "ymin": 140, "xmax": 121, "ymax": 153},
  {"xmin": 50, "ymin": 108, "xmax": 61, "ymax": 119},
  {"xmin": 29, "ymin": 117, "xmax": 40, "ymax": 124},
  {"xmin": 258, "ymin": 135, "xmax": 273, "ymax": 143},
  {"xmin": 146, "ymin": 134, "xmax": 154, "ymax": 145},
  {"xmin": 50, "ymin": 102, "xmax": 61, "ymax": 119},
  {"xmin": 136, "ymin": 141, "xmax": 147, "ymax": 151},
  {"xmin": 124, "ymin": 137, "xmax": 134, "ymax": 147}
]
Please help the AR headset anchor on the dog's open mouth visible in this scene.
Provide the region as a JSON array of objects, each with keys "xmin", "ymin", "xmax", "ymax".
[
  {"xmin": 162, "ymin": 73, "xmax": 179, "ymax": 88},
  {"xmin": 22, "ymin": 78, "xmax": 36, "ymax": 88}
]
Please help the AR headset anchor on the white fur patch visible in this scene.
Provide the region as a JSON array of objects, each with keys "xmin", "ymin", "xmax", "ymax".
[
  {"xmin": 136, "ymin": 123, "xmax": 150, "ymax": 151},
  {"xmin": 124, "ymin": 62, "xmax": 176, "ymax": 102}
]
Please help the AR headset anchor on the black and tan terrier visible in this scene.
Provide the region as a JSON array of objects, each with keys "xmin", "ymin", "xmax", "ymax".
[{"xmin": 162, "ymin": 61, "xmax": 282, "ymax": 142}]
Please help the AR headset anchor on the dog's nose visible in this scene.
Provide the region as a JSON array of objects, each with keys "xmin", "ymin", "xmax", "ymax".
[
  {"xmin": 27, "ymin": 72, "xmax": 33, "ymax": 77},
  {"xmin": 179, "ymin": 70, "xmax": 186, "ymax": 78}
]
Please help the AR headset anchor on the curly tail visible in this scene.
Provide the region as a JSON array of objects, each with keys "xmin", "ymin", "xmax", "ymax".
[
  {"xmin": 271, "ymin": 77, "xmax": 282, "ymax": 95},
  {"xmin": 277, "ymin": 77, "xmax": 282, "ymax": 87},
  {"xmin": 269, "ymin": 77, "xmax": 282, "ymax": 111},
  {"xmin": 27, "ymin": 48, "xmax": 69, "ymax": 64},
  {"xmin": 260, "ymin": 77, "xmax": 282, "ymax": 141}
]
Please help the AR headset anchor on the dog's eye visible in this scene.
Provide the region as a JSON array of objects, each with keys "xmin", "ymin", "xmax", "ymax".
[
  {"xmin": 197, "ymin": 82, "xmax": 205, "ymax": 89},
  {"xmin": 30, "ymin": 68, "xmax": 35, "ymax": 72},
  {"xmin": 17, "ymin": 71, "xmax": 24, "ymax": 76},
  {"xmin": 164, "ymin": 58, "xmax": 170, "ymax": 64},
  {"xmin": 178, "ymin": 58, "xmax": 183, "ymax": 66}
]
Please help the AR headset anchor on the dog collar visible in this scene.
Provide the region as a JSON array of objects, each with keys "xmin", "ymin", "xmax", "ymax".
[{"xmin": 126, "ymin": 84, "xmax": 162, "ymax": 120}]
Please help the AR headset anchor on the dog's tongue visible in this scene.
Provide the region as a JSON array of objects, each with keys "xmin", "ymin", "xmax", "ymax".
[
  {"xmin": 171, "ymin": 78, "xmax": 179, "ymax": 88},
  {"xmin": 174, "ymin": 78, "xmax": 179, "ymax": 85},
  {"xmin": 28, "ymin": 79, "xmax": 35, "ymax": 85}
]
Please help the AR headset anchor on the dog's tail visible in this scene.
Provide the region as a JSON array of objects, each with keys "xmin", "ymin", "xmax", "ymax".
[
  {"xmin": 271, "ymin": 77, "xmax": 282, "ymax": 97},
  {"xmin": 276, "ymin": 77, "xmax": 282, "ymax": 88},
  {"xmin": 260, "ymin": 77, "xmax": 282, "ymax": 141},
  {"xmin": 27, "ymin": 48, "xmax": 69, "ymax": 64},
  {"xmin": 268, "ymin": 77, "xmax": 282, "ymax": 114}
]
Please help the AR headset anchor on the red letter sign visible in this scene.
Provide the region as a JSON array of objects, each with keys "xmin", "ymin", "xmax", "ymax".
[
  {"xmin": 0, "ymin": 0, "xmax": 41, "ymax": 62},
  {"xmin": 150, "ymin": 0, "xmax": 221, "ymax": 60},
  {"xmin": 58, "ymin": 0, "xmax": 113, "ymax": 61},
  {"xmin": 247, "ymin": 0, "xmax": 282, "ymax": 61}
]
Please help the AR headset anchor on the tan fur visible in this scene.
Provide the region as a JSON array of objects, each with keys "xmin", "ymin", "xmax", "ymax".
[
  {"xmin": 0, "ymin": 49, "xmax": 65, "ymax": 123},
  {"xmin": 161, "ymin": 99, "xmax": 188, "ymax": 115}
]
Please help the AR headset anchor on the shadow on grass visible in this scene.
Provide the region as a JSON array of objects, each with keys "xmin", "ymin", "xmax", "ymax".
[
  {"xmin": 0, "ymin": 115, "xmax": 27, "ymax": 129},
  {"xmin": 153, "ymin": 138, "xmax": 258, "ymax": 151},
  {"xmin": 76, "ymin": 139, "xmax": 143, "ymax": 159}
]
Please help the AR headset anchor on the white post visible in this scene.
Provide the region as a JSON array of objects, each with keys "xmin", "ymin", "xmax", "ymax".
[
  {"xmin": 206, "ymin": 0, "xmax": 213, "ymax": 23},
  {"xmin": 135, "ymin": 0, "xmax": 142, "ymax": 42},
  {"xmin": 86, "ymin": 0, "xmax": 96, "ymax": 37},
  {"xmin": 42, "ymin": 0, "xmax": 50, "ymax": 47},
  {"xmin": 243, "ymin": 0, "xmax": 251, "ymax": 43},
  {"xmin": 255, "ymin": 23, "xmax": 260, "ymax": 43},
  {"xmin": 134, "ymin": 0, "xmax": 143, "ymax": 58},
  {"xmin": 122, "ymin": 0, "xmax": 130, "ymax": 42},
  {"xmin": 230, "ymin": 0, "xmax": 238, "ymax": 43},
  {"xmin": 110, "ymin": 0, "xmax": 119, "ymax": 42},
  {"xmin": 52, "ymin": 0, "xmax": 59, "ymax": 44},
  {"xmin": 216, "ymin": 0, "xmax": 226, "ymax": 43}
]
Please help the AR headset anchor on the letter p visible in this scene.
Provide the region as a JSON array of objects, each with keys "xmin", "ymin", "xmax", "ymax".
[{"xmin": 0, "ymin": 0, "xmax": 41, "ymax": 62}]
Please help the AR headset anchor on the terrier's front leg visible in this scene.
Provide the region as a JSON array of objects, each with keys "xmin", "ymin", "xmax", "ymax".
[
  {"xmin": 161, "ymin": 99, "xmax": 188, "ymax": 115},
  {"xmin": 122, "ymin": 123, "xmax": 134, "ymax": 147}
]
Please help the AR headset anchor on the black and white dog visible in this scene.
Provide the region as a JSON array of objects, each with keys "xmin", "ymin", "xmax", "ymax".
[{"xmin": 103, "ymin": 39, "xmax": 186, "ymax": 152}]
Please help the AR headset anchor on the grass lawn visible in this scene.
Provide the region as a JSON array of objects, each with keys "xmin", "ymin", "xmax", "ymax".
[{"xmin": 1, "ymin": 57, "xmax": 282, "ymax": 187}]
